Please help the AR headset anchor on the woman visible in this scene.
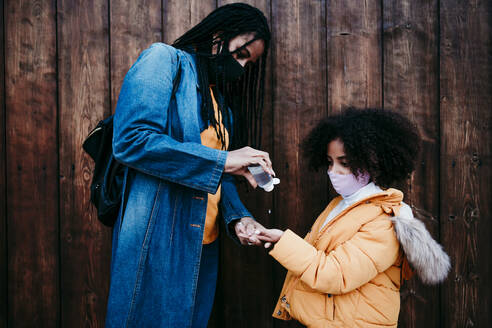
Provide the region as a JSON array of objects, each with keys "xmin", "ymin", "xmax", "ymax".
[
  {"xmin": 258, "ymin": 108, "xmax": 450, "ymax": 328},
  {"xmin": 106, "ymin": 4, "xmax": 272, "ymax": 327}
]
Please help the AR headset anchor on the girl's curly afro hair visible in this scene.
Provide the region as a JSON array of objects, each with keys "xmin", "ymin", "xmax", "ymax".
[{"xmin": 303, "ymin": 108, "xmax": 421, "ymax": 188}]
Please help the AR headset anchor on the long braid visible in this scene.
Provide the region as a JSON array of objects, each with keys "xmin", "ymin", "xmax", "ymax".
[{"xmin": 172, "ymin": 3, "xmax": 270, "ymax": 150}]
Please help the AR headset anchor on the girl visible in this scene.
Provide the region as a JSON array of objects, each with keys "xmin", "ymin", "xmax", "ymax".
[
  {"xmin": 258, "ymin": 108, "xmax": 450, "ymax": 328},
  {"xmin": 107, "ymin": 4, "xmax": 272, "ymax": 327}
]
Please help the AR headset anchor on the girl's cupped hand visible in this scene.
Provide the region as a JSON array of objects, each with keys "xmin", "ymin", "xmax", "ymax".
[{"xmin": 256, "ymin": 228, "xmax": 284, "ymax": 248}]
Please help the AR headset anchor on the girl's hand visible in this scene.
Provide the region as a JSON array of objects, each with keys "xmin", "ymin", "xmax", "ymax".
[
  {"xmin": 256, "ymin": 228, "xmax": 284, "ymax": 248},
  {"xmin": 225, "ymin": 147, "xmax": 275, "ymax": 187}
]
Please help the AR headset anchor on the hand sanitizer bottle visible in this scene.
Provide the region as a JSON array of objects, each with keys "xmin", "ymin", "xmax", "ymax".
[{"xmin": 247, "ymin": 165, "xmax": 280, "ymax": 192}]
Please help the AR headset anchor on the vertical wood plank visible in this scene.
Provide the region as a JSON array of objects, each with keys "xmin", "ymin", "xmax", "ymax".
[
  {"xmin": 162, "ymin": 0, "xmax": 216, "ymax": 45},
  {"xmin": 5, "ymin": 0, "xmax": 59, "ymax": 326},
  {"xmin": 271, "ymin": 0, "xmax": 327, "ymax": 327},
  {"xmin": 57, "ymin": 0, "xmax": 111, "ymax": 326},
  {"xmin": 327, "ymin": 0, "xmax": 382, "ymax": 111},
  {"xmin": 0, "ymin": 0, "xmax": 6, "ymax": 325},
  {"xmin": 213, "ymin": 3, "xmax": 276, "ymax": 327},
  {"xmin": 382, "ymin": 1, "xmax": 441, "ymax": 326},
  {"xmin": 110, "ymin": 0, "xmax": 162, "ymax": 113},
  {"xmin": 440, "ymin": 0, "xmax": 492, "ymax": 327}
]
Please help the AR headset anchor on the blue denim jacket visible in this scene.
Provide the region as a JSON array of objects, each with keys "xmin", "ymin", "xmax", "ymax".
[{"xmin": 106, "ymin": 43, "xmax": 252, "ymax": 327}]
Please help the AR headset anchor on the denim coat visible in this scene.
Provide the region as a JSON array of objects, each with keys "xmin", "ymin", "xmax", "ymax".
[{"xmin": 105, "ymin": 43, "xmax": 253, "ymax": 327}]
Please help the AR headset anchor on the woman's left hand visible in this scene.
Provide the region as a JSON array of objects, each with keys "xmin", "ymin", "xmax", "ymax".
[{"xmin": 234, "ymin": 217, "xmax": 267, "ymax": 246}]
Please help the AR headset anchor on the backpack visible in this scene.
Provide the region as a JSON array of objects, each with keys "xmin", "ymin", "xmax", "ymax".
[{"xmin": 83, "ymin": 61, "xmax": 182, "ymax": 226}]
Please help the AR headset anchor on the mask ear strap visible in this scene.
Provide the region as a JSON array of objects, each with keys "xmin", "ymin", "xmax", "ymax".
[{"xmin": 214, "ymin": 37, "xmax": 226, "ymax": 55}]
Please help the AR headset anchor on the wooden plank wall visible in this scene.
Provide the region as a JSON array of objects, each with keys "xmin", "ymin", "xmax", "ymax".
[
  {"xmin": 1, "ymin": 1, "xmax": 491, "ymax": 327},
  {"xmin": 57, "ymin": 1, "xmax": 112, "ymax": 326},
  {"xmin": 5, "ymin": 1, "xmax": 59, "ymax": 327},
  {"xmin": 383, "ymin": 1, "xmax": 441, "ymax": 326},
  {"xmin": 440, "ymin": 0, "xmax": 491, "ymax": 327},
  {"xmin": 0, "ymin": 0, "xmax": 5, "ymax": 325}
]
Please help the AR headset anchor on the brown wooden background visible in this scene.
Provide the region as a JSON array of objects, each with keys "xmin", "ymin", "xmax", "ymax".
[{"xmin": 1, "ymin": 0, "xmax": 491, "ymax": 327}]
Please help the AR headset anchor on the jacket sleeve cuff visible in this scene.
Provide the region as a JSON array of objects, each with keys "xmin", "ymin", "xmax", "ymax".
[
  {"xmin": 206, "ymin": 149, "xmax": 227, "ymax": 194},
  {"xmin": 269, "ymin": 229, "xmax": 317, "ymax": 276},
  {"xmin": 220, "ymin": 174, "xmax": 253, "ymax": 241}
]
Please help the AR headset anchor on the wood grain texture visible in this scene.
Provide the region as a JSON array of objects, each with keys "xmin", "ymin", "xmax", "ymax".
[
  {"xmin": 2, "ymin": 1, "xmax": 492, "ymax": 327},
  {"xmin": 57, "ymin": 0, "xmax": 112, "ymax": 326},
  {"xmin": 327, "ymin": 0, "xmax": 382, "ymax": 111},
  {"xmin": 5, "ymin": 0, "xmax": 59, "ymax": 326},
  {"xmin": 440, "ymin": 0, "xmax": 492, "ymax": 327},
  {"xmin": 162, "ymin": 0, "xmax": 216, "ymax": 45},
  {"xmin": 0, "ymin": 0, "xmax": 6, "ymax": 325},
  {"xmin": 271, "ymin": 0, "xmax": 328, "ymax": 327},
  {"xmin": 382, "ymin": 0, "xmax": 441, "ymax": 326},
  {"xmin": 110, "ymin": 0, "xmax": 162, "ymax": 113},
  {"xmin": 212, "ymin": 2, "xmax": 276, "ymax": 328}
]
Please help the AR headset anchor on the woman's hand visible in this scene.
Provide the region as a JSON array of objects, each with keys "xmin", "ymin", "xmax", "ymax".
[
  {"xmin": 234, "ymin": 217, "xmax": 268, "ymax": 246},
  {"xmin": 225, "ymin": 147, "xmax": 275, "ymax": 187},
  {"xmin": 256, "ymin": 228, "xmax": 284, "ymax": 248}
]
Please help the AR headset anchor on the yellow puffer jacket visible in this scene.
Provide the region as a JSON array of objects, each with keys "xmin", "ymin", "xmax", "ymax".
[{"xmin": 270, "ymin": 188, "xmax": 450, "ymax": 328}]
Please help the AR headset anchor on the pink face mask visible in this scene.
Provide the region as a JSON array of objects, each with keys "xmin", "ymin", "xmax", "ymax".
[{"xmin": 327, "ymin": 170, "xmax": 370, "ymax": 198}]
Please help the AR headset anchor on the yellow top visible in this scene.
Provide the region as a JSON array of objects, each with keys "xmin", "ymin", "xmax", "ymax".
[{"xmin": 200, "ymin": 89, "xmax": 229, "ymax": 244}]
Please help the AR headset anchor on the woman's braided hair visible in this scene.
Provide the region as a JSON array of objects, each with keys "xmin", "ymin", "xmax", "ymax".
[{"xmin": 173, "ymin": 3, "xmax": 271, "ymax": 149}]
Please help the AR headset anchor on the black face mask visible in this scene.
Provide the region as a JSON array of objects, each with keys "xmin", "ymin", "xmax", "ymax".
[{"xmin": 207, "ymin": 52, "xmax": 245, "ymax": 84}]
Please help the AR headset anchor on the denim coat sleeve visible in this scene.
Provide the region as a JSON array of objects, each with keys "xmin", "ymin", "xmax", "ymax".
[
  {"xmin": 112, "ymin": 44, "xmax": 227, "ymax": 194},
  {"xmin": 220, "ymin": 173, "xmax": 254, "ymax": 240},
  {"xmin": 217, "ymin": 104, "xmax": 255, "ymax": 241}
]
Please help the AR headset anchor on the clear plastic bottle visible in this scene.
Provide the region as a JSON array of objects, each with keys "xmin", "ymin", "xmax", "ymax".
[{"xmin": 247, "ymin": 165, "xmax": 280, "ymax": 192}]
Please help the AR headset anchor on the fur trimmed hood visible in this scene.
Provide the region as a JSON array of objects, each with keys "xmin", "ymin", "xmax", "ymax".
[{"xmin": 391, "ymin": 204, "xmax": 451, "ymax": 285}]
